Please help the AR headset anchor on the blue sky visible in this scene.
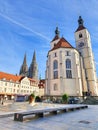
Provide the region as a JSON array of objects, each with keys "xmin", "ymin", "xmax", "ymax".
[{"xmin": 0, "ymin": 0, "xmax": 98, "ymax": 78}]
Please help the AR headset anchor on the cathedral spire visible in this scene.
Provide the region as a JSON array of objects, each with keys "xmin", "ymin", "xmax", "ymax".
[
  {"xmin": 28, "ymin": 51, "xmax": 38, "ymax": 79},
  {"xmin": 19, "ymin": 53, "xmax": 28, "ymax": 76},
  {"xmin": 23, "ymin": 53, "xmax": 27, "ymax": 65},
  {"xmin": 32, "ymin": 50, "xmax": 36, "ymax": 62}
]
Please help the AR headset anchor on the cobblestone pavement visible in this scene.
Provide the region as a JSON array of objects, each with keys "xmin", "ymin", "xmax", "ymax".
[{"xmin": 0, "ymin": 103, "xmax": 98, "ymax": 130}]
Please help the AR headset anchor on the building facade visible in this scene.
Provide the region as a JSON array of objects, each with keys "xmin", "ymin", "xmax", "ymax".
[
  {"xmin": 38, "ymin": 79, "xmax": 45, "ymax": 97},
  {"xmin": 0, "ymin": 71, "xmax": 39, "ymax": 100},
  {"xmin": 45, "ymin": 16, "xmax": 98, "ymax": 96}
]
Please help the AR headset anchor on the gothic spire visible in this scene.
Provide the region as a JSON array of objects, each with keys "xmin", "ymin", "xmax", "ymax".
[
  {"xmin": 19, "ymin": 53, "xmax": 28, "ymax": 76},
  {"xmin": 23, "ymin": 53, "xmax": 27, "ymax": 65},
  {"xmin": 28, "ymin": 51, "xmax": 38, "ymax": 79},
  {"xmin": 32, "ymin": 50, "xmax": 36, "ymax": 63}
]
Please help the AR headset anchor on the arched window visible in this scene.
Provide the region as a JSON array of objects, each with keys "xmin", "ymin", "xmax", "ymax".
[
  {"xmin": 53, "ymin": 60, "xmax": 58, "ymax": 69},
  {"xmin": 66, "ymin": 59, "xmax": 71, "ymax": 69},
  {"xmin": 66, "ymin": 59, "xmax": 72, "ymax": 78},
  {"xmin": 53, "ymin": 60, "xmax": 58, "ymax": 79}
]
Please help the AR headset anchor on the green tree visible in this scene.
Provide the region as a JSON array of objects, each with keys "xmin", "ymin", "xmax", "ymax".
[{"xmin": 62, "ymin": 94, "xmax": 68, "ymax": 103}]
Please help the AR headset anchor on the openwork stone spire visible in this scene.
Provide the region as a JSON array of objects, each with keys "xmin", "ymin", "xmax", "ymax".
[
  {"xmin": 19, "ymin": 53, "xmax": 28, "ymax": 76},
  {"xmin": 28, "ymin": 51, "xmax": 38, "ymax": 79}
]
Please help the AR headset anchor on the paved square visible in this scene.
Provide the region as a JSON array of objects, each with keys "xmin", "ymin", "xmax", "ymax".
[{"xmin": 0, "ymin": 105, "xmax": 98, "ymax": 130}]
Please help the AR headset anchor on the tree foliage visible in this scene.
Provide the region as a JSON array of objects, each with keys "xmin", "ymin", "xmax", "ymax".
[{"xmin": 62, "ymin": 94, "xmax": 68, "ymax": 103}]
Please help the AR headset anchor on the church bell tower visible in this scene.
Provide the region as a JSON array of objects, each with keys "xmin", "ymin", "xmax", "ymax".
[{"xmin": 75, "ymin": 16, "xmax": 98, "ymax": 96}]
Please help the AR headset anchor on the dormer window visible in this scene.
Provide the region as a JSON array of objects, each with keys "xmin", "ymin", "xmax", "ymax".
[{"xmin": 79, "ymin": 33, "xmax": 82, "ymax": 38}]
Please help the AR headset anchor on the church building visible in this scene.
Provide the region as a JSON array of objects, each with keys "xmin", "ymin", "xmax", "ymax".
[{"xmin": 45, "ymin": 16, "xmax": 98, "ymax": 96}]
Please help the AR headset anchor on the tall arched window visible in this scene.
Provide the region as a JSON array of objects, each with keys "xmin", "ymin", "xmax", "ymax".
[
  {"xmin": 66, "ymin": 59, "xmax": 71, "ymax": 68},
  {"xmin": 53, "ymin": 60, "xmax": 58, "ymax": 69},
  {"xmin": 53, "ymin": 60, "xmax": 58, "ymax": 79},
  {"xmin": 66, "ymin": 59, "xmax": 72, "ymax": 78}
]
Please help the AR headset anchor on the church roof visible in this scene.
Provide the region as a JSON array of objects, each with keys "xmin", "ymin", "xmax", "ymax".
[
  {"xmin": 75, "ymin": 25, "xmax": 86, "ymax": 32},
  {"xmin": 28, "ymin": 78, "xmax": 37, "ymax": 82},
  {"xmin": 51, "ymin": 35, "xmax": 60, "ymax": 42},
  {"xmin": 50, "ymin": 37, "xmax": 73, "ymax": 51},
  {"xmin": 0, "ymin": 71, "xmax": 23, "ymax": 82}
]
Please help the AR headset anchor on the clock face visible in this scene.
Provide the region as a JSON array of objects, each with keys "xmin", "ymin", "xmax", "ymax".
[{"xmin": 78, "ymin": 42, "xmax": 84, "ymax": 48}]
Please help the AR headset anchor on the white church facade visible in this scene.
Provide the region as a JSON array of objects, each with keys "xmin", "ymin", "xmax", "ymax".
[{"xmin": 45, "ymin": 16, "xmax": 98, "ymax": 96}]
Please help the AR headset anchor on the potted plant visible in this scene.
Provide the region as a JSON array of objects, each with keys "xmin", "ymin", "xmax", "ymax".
[
  {"xmin": 29, "ymin": 93, "xmax": 35, "ymax": 104},
  {"xmin": 62, "ymin": 94, "xmax": 68, "ymax": 104}
]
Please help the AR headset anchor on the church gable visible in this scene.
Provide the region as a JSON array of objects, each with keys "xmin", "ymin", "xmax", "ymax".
[{"xmin": 50, "ymin": 37, "xmax": 73, "ymax": 51}]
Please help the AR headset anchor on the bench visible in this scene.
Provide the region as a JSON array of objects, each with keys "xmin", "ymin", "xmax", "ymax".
[{"xmin": 14, "ymin": 105, "xmax": 88, "ymax": 122}]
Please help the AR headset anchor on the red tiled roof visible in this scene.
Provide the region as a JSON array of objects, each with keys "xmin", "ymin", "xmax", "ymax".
[
  {"xmin": 0, "ymin": 71, "xmax": 37, "ymax": 83},
  {"xmin": 0, "ymin": 71, "xmax": 23, "ymax": 82},
  {"xmin": 51, "ymin": 35, "xmax": 60, "ymax": 42},
  {"xmin": 28, "ymin": 78, "xmax": 37, "ymax": 82},
  {"xmin": 50, "ymin": 37, "xmax": 73, "ymax": 51},
  {"xmin": 75, "ymin": 25, "xmax": 86, "ymax": 32}
]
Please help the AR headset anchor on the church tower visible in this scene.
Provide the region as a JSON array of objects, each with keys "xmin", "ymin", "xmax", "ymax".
[
  {"xmin": 19, "ymin": 53, "xmax": 28, "ymax": 76},
  {"xmin": 75, "ymin": 16, "xmax": 98, "ymax": 96},
  {"xmin": 28, "ymin": 51, "xmax": 38, "ymax": 79}
]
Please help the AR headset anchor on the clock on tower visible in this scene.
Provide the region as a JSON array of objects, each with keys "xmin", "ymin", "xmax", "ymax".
[{"xmin": 78, "ymin": 42, "xmax": 85, "ymax": 48}]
